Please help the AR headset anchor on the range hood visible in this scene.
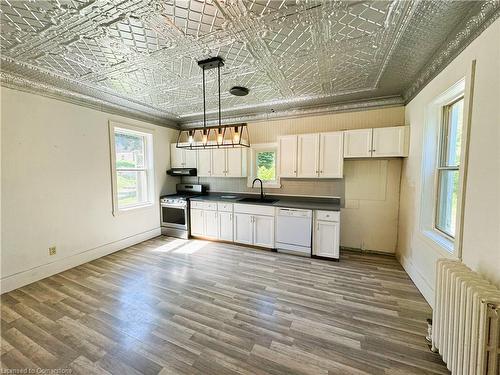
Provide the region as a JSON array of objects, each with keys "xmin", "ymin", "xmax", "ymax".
[{"xmin": 167, "ymin": 168, "xmax": 197, "ymax": 176}]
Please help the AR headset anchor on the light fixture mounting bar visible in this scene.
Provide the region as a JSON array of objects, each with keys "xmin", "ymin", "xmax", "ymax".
[{"xmin": 197, "ymin": 56, "xmax": 224, "ymax": 70}]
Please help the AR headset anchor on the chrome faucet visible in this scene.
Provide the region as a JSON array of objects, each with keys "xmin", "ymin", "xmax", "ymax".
[{"xmin": 252, "ymin": 178, "xmax": 264, "ymax": 200}]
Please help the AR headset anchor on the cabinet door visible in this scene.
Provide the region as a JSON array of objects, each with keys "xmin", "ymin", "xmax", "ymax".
[
  {"xmin": 218, "ymin": 212, "xmax": 233, "ymax": 241},
  {"xmin": 313, "ymin": 220, "xmax": 339, "ymax": 259},
  {"xmin": 234, "ymin": 213, "xmax": 253, "ymax": 245},
  {"xmin": 297, "ymin": 134, "xmax": 319, "ymax": 178},
  {"xmin": 278, "ymin": 135, "xmax": 298, "ymax": 177},
  {"xmin": 253, "ymin": 215, "xmax": 275, "ymax": 248},
  {"xmin": 372, "ymin": 126, "xmax": 408, "ymax": 157},
  {"xmin": 197, "ymin": 149, "xmax": 212, "ymax": 176},
  {"xmin": 190, "ymin": 209, "xmax": 204, "ymax": 236},
  {"xmin": 184, "ymin": 149, "xmax": 198, "ymax": 168},
  {"xmin": 343, "ymin": 129, "xmax": 373, "ymax": 158},
  {"xmin": 171, "ymin": 144, "xmax": 184, "ymax": 168},
  {"xmin": 225, "ymin": 148, "xmax": 243, "ymax": 177},
  {"xmin": 319, "ymin": 132, "xmax": 343, "ymax": 178},
  {"xmin": 204, "ymin": 210, "xmax": 218, "ymax": 239},
  {"xmin": 211, "ymin": 148, "xmax": 227, "ymax": 177}
]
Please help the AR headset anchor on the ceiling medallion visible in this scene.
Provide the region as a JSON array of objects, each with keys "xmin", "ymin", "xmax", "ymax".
[{"xmin": 176, "ymin": 56, "xmax": 250, "ymax": 149}]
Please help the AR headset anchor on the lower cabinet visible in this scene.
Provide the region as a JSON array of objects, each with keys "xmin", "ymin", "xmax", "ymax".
[
  {"xmin": 190, "ymin": 208, "xmax": 205, "ymax": 237},
  {"xmin": 234, "ymin": 213, "xmax": 253, "ymax": 245},
  {"xmin": 204, "ymin": 210, "xmax": 218, "ymax": 239},
  {"xmin": 218, "ymin": 212, "xmax": 234, "ymax": 241},
  {"xmin": 253, "ymin": 215, "xmax": 275, "ymax": 248},
  {"xmin": 190, "ymin": 202, "xmax": 218, "ymax": 239},
  {"xmin": 191, "ymin": 202, "xmax": 276, "ymax": 249},
  {"xmin": 313, "ymin": 210, "xmax": 340, "ymax": 259}
]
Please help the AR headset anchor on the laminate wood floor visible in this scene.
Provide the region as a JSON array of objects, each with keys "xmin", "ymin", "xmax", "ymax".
[{"xmin": 1, "ymin": 236, "xmax": 449, "ymax": 375}]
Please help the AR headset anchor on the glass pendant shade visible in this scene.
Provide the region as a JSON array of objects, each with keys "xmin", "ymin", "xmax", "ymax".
[{"xmin": 176, "ymin": 124, "xmax": 250, "ymax": 149}]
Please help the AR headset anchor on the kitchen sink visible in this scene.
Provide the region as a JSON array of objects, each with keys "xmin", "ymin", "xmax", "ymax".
[{"xmin": 238, "ymin": 197, "xmax": 278, "ymax": 204}]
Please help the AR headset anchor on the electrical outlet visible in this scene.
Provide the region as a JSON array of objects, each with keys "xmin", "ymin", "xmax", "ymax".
[{"xmin": 48, "ymin": 246, "xmax": 56, "ymax": 256}]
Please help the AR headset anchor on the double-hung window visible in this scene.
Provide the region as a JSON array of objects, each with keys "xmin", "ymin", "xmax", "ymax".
[
  {"xmin": 109, "ymin": 122, "xmax": 154, "ymax": 214},
  {"xmin": 420, "ymin": 77, "xmax": 468, "ymax": 256},
  {"xmin": 435, "ymin": 97, "xmax": 464, "ymax": 238}
]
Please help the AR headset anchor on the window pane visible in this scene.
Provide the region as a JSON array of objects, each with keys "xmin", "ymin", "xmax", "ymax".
[
  {"xmin": 117, "ymin": 170, "xmax": 149, "ymax": 208},
  {"xmin": 442, "ymin": 98, "xmax": 464, "ymax": 167},
  {"xmin": 115, "ymin": 131, "xmax": 145, "ymax": 169},
  {"xmin": 256, "ymin": 151, "xmax": 276, "ymax": 181},
  {"xmin": 436, "ymin": 170, "xmax": 459, "ymax": 237}
]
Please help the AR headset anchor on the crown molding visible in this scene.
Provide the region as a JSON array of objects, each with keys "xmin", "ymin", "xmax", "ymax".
[
  {"xmin": 180, "ymin": 96, "xmax": 404, "ymax": 128},
  {"xmin": 0, "ymin": 71, "xmax": 179, "ymax": 129},
  {"xmin": 403, "ymin": 0, "xmax": 500, "ymax": 103}
]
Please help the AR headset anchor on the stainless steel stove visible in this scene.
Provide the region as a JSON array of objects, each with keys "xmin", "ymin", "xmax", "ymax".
[{"xmin": 160, "ymin": 184, "xmax": 206, "ymax": 239}]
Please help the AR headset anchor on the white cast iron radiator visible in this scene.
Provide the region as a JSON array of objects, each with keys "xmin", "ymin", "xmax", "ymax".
[{"xmin": 433, "ymin": 259, "xmax": 500, "ymax": 375}]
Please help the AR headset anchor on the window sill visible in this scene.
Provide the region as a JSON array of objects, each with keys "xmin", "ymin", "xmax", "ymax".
[
  {"xmin": 246, "ymin": 182, "xmax": 281, "ymax": 189},
  {"xmin": 113, "ymin": 202, "xmax": 155, "ymax": 216},
  {"xmin": 421, "ymin": 229, "xmax": 456, "ymax": 257}
]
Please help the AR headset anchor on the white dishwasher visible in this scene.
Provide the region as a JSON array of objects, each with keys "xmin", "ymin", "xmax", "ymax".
[{"xmin": 275, "ymin": 207, "xmax": 312, "ymax": 256}]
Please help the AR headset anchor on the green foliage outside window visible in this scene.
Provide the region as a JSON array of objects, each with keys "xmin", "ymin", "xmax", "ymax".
[{"xmin": 256, "ymin": 151, "xmax": 276, "ymax": 181}]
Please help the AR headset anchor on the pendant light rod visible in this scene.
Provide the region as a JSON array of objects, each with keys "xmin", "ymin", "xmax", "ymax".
[
  {"xmin": 218, "ymin": 63, "xmax": 221, "ymax": 127},
  {"xmin": 202, "ymin": 65, "xmax": 206, "ymax": 129}
]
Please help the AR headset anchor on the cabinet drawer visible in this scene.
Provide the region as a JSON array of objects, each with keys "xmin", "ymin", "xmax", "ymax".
[
  {"xmin": 234, "ymin": 203, "xmax": 275, "ymax": 216},
  {"xmin": 217, "ymin": 202, "xmax": 233, "ymax": 212},
  {"xmin": 190, "ymin": 201, "xmax": 217, "ymax": 210},
  {"xmin": 315, "ymin": 210, "xmax": 340, "ymax": 222}
]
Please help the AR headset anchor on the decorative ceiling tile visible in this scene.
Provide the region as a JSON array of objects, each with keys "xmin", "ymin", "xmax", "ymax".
[{"xmin": 0, "ymin": 0, "xmax": 498, "ymax": 127}]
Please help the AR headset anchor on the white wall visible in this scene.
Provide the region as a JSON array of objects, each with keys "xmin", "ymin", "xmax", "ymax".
[
  {"xmin": 398, "ymin": 18, "xmax": 500, "ymax": 305},
  {"xmin": 1, "ymin": 87, "xmax": 178, "ymax": 292}
]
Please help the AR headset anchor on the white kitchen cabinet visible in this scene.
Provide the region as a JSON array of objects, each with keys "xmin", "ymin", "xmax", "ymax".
[
  {"xmin": 170, "ymin": 144, "xmax": 197, "ymax": 168},
  {"xmin": 344, "ymin": 126, "xmax": 409, "ymax": 158},
  {"xmin": 234, "ymin": 213, "xmax": 253, "ymax": 245},
  {"xmin": 319, "ymin": 132, "xmax": 343, "ymax": 178},
  {"xmin": 185, "ymin": 149, "xmax": 197, "ymax": 168},
  {"xmin": 233, "ymin": 204, "xmax": 275, "ymax": 248},
  {"xmin": 253, "ymin": 215, "xmax": 275, "ymax": 248},
  {"xmin": 313, "ymin": 210, "xmax": 340, "ymax": 259},
  {"xmin": 225, "ymin": 148, "xmax": 245, "ymax": 177},
  {"xmin": 278, "ymin": 135, "xmax": 298, "ymax": 177},
  {"xmin": 211, "ymin": 148, "xmax": 226, "ymax": 177},
  {"xmin": 204, "ymin": 210, "xmax": 218, "ymax": 239},
  {"xmin": 297, "ymin": 134, "xmax": 319, "ymax": 178},
  {"xmin": 190, "ymin": 209, "xmax": 204, "ymax": 236},
  {"xmin": 197, "ymin": 149, "xmax": 212, "ymax": 177},
  {"xmin": 343, "ymin": 129, "xmax": 373, "ymax": 158},
  {"xmin": 218, "ymin": 212, "xmax": 233, "ymax": 241},
  {"xmin": 210, "ymin": 148, "xmax": 247, "ymax": 177},
  {"xmin": 372, "ymin": 126, "xmax": 409, "ymax": 157}
]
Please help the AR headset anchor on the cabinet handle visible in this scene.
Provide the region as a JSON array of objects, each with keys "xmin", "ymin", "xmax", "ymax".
[{"xmin": 317, "ymin": 223, "xmax": 319, "ymax": 231}]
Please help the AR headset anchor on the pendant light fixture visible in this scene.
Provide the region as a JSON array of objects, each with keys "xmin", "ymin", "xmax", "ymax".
[{"xmin": 176, "ymin": 56, "xmax": 250, "ymax": 149}]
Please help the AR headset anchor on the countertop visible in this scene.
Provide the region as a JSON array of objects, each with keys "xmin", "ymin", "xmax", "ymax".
[{"xmin": 190, "ymin": 192, "xmax": 341, "ymax": 211}]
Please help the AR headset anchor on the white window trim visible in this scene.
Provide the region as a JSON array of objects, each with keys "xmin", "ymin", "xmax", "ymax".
[
  {"xmin": 419, "ymin": 76, "xmax": 471, "ymax": 259},
  {"xmin": 247, "ymin": 142, "xmax": 281, "ymax": 188},
  {"xmin": 109, "ymin": 121, "xmax": 155, "ymax": 216}
]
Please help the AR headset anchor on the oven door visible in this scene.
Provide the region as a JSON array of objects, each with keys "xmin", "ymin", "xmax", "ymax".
[{"xmin": 161, "ymin": 203, "xmax": 188, "ymax": 230}]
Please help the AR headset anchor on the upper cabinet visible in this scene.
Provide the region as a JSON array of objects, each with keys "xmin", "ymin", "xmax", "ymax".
[
  {"xmin": 278, "ymin": 135, "xmax": 298, "ymax": 177},
  {"xmin": 297, "ymin": 134, "xmax": 320, "ymax": 178},
  {"xmin": 194, "ymin": 147, "xmax": 247, "ymax": 178},
  {"xmin": 319, "ymin": 132, "xmax": 343, "ymax": 178},
  {"xmin": 344, "ymin": 126, "xmax": 409, "ymax": 158},
  {"xmin": 343, "ymin": 129, "xmax": 373, "ymax": 158},
  {"xmin": 170, "ymin": 144, "xmax": 197, "ymax": 168},
  {"xmin": 372, "ymin": 126, "xmax": 409, "ymax": 157},
  {"xmin": 278, "ymin": 131, "xmax": 343, "ymax": 179}
]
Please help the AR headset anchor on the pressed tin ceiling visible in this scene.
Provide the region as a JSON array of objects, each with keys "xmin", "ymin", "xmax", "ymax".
[{"xmin": 0, "ymin": 0, "xmax": 499, "ymax": 128}]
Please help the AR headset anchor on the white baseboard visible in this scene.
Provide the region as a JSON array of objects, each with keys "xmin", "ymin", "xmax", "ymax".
[
  {"xmin": 1, "ymin": 228, "xmax": 161, "ymax": 294},
  {"xmin": 397, "ymin": 253, "xmax": 435, "ymax": 308}
]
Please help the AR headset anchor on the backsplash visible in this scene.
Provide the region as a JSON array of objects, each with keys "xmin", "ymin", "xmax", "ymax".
[{"xmin": 181, "ymin": 176, "xmax": 345, "ymax": 199}]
